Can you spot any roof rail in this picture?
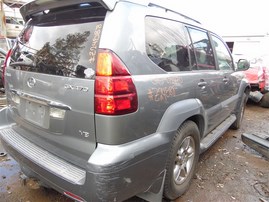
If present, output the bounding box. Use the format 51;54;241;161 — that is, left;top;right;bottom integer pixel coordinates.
148;3;201;24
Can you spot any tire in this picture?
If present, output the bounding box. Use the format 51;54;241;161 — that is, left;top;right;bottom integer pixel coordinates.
164;121;200;200
260;92;269;108
231;92;248;130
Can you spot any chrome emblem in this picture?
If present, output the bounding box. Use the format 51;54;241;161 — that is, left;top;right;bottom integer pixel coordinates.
27;77;36;88
64;84;89;92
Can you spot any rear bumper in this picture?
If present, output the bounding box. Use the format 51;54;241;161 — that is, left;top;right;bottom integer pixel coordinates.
0;107;171;201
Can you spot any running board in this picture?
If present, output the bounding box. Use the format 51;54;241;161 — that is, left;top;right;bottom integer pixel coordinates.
241;133;269;159
200;114;236;153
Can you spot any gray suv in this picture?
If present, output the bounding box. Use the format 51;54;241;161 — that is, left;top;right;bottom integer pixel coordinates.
0;0;250;201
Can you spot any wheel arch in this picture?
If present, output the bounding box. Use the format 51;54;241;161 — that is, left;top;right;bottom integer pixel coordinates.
234;79;251;112
239;78;251;96
156;99;206;139
187;114;205;140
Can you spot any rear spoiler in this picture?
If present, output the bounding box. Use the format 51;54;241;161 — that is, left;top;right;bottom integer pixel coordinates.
20;0;118;21
20;0;201;25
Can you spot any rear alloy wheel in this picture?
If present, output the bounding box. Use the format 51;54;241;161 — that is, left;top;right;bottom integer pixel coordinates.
173;136;195;185
164;121;200;200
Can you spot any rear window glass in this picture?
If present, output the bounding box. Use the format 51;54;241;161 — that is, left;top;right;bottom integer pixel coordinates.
10;4;106;79
145;17;192;72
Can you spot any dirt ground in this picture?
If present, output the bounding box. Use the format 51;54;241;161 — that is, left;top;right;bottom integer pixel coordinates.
0;101;269;202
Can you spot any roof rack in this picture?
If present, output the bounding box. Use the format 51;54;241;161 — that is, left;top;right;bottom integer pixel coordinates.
148;3;201;24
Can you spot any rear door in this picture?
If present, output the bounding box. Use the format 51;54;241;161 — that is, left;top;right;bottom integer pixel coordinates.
5;3;106;160
187;27;223;132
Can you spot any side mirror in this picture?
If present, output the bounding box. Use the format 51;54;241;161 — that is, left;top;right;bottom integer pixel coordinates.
236;59;250;71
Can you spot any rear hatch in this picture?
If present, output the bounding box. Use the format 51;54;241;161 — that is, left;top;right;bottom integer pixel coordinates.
5;2;107;162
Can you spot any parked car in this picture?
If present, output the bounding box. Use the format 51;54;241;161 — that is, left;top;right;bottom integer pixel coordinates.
3;3;24;38
0;0;250;201
5;16;24;38
234;54;269;107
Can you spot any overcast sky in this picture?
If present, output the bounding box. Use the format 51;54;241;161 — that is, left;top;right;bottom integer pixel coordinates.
20;0;269;37
167;0;269;36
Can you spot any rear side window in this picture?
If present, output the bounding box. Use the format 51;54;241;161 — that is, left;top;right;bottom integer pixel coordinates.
10;3;106;79
145;17;191;72
188;28;216;70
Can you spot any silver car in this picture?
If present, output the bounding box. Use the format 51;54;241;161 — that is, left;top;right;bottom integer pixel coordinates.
0;0;250;201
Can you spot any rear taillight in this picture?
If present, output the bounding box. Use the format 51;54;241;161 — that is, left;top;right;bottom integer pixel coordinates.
2;49;12;87
94;49;138;115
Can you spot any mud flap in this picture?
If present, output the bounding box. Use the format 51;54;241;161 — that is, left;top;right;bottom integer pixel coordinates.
241;133;269;159
136;170;166;202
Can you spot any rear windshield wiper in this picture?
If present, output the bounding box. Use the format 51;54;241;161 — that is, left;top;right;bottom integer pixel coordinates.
9;61;35;68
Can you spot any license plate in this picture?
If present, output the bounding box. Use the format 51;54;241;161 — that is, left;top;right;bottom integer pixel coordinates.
25;101;49;128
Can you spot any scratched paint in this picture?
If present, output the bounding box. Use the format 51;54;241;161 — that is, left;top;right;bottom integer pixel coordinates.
151;77;183;86
148;77;183;102
89;24;103;64
148;86;177;102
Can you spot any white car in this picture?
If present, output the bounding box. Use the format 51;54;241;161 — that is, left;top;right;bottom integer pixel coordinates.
5;16;24;38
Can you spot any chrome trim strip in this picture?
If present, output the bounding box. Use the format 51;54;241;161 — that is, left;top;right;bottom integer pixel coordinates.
10;89;71;110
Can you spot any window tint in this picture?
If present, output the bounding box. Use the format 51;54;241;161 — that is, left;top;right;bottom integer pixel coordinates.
10;4;106;79
188;28;216;70
145;17;191;72
211;35;233;70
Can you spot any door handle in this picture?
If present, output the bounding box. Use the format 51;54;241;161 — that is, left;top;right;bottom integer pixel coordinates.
198;81;207;87
223;78;229;83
